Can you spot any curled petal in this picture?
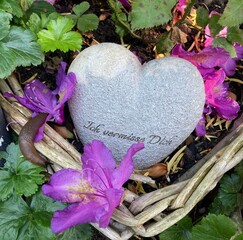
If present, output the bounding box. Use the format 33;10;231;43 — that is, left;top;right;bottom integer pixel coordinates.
195;114;206;137
112;142;144;188
51;201;103;233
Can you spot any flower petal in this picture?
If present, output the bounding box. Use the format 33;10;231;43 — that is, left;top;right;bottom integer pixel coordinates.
42;168;98;203
195;114;206;137
82;140;116;188
51;201;103;233
112;142;144;188
98;188;124;228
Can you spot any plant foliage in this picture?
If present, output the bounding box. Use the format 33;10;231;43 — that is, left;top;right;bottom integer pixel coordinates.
37;17;82;52
0;143;45;201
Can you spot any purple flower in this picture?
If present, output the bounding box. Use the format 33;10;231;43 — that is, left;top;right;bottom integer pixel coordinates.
119;0;131;9
42;140;144;233
171;45;240;136
4;62;76;141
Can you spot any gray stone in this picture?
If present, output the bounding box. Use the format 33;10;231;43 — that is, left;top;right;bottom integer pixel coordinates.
68;43;205;169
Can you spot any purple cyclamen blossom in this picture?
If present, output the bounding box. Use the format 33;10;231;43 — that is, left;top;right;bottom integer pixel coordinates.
42;140;144;233
171;44;240;136
4;62;76;141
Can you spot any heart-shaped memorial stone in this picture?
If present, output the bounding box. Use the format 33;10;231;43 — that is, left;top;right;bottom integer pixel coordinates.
68;43;205;169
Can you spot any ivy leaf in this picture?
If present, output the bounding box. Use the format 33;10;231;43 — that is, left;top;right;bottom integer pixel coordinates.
0;143;45;201
0;10;12;41
0;193;57;240
196;6;209;28
159;216;192;240
37;17;82;52
218;0;243;27
57;224;92;240
0;0;23;17
130;0;177;30
0;26;44;79
212;37;237;58
192;214;236;240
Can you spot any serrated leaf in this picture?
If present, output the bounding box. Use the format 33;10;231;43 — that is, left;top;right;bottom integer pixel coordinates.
227;27;243;45
37;17;82;52
0;193;56;240
209;197;233;216
0;0;23;17
0;26;44;79
0;143;45;200
208;14;223;37
77;14;99;32
0;10;12;41
196;6;209;28
218;0;243;27
57;224;92;240
235;161;243;178
73;2;90;17
20;0;35;12
26;0;56;17
130;0;177;30
159;216;192;240
192;214;236;240
220;173;242;194
212;37;237;58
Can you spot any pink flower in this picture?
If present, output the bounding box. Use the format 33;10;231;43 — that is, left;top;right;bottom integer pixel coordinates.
42;140;144;233
4;62;76;141
175;0;187;16
171;45;240;136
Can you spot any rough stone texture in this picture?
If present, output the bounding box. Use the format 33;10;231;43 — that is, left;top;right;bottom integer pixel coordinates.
68;43;205;169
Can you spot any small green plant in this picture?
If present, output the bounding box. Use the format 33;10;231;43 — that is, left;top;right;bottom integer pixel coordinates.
0;143;92;240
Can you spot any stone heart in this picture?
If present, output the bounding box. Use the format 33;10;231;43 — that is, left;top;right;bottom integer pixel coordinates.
68;43;205;169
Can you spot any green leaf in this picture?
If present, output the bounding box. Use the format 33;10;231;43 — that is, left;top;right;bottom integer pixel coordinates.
196;6;209;28
227;27;243;46
208;14;223;38
77;14;99;32
191;214;237;240
235;234;243;240
20;0;35;12
0;10;12;41
218;0;243;27
73;2;90;17
130;0;177;30
235;161;243;178
0;0;23;17
0;193;56;240
209;197;233;216
57;224;92;240
26;0;56;17
220;173;242;194
37;17;82;52
159;216;192;240
0;143;45;201
156;31;174;54
0;26;44;79
212;37;237;58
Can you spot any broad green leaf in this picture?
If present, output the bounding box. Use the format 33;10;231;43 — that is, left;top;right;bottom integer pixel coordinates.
191;214;236;240
0;143;45;201
227;27;243;46
57;224;92;240
130;0;177;30
212;37;237;58
0;0;23;17
196;6;209;28
159;216;192;240
73;2;90;17
0;193;55;240
26;0;56;17
77;14;99;32
218;0;243;27
37;17;82;52
0;26;44;79
0;10;12;41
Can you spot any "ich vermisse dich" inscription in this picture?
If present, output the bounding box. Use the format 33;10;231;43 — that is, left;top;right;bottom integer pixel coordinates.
83;121;177;146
